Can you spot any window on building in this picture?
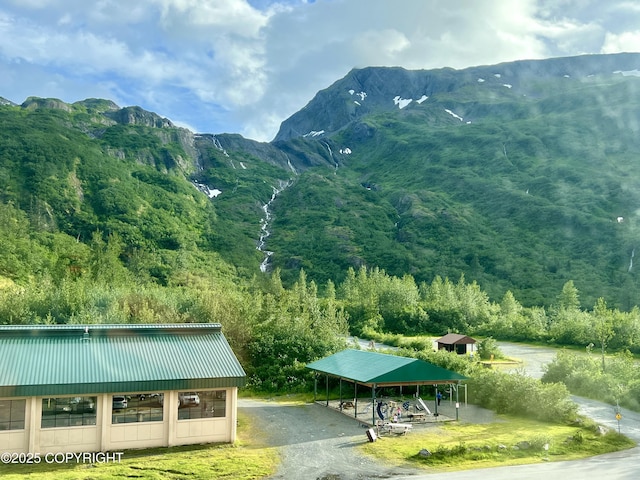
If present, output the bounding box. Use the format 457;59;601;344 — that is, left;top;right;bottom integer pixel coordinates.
0;399;26;431
111;393;164;424
41;397;97;428
178;390;226;420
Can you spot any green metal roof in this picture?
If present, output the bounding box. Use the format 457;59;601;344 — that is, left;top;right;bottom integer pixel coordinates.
306;349;467;387
0;324;246;397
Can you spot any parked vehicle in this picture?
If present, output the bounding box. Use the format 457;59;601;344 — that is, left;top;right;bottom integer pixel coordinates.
55;401;72;413
70;397;95;413
179;392;200;407
112;396;128;410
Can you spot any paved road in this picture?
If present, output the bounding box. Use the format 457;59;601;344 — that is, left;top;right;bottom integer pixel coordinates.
497;341;557;379
400;342;640;479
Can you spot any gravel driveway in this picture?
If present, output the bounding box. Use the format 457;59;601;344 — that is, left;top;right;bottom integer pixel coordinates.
239;398;426;479
240;344;640;479
238;397;497;480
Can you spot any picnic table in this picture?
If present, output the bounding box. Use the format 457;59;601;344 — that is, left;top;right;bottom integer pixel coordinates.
378;421;412;435
407;412;427;422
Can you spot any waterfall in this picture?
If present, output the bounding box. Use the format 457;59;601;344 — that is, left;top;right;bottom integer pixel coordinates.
257;180;291;273
287;158;296;174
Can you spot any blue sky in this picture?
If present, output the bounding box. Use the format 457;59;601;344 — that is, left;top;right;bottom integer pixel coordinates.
1;0;639;141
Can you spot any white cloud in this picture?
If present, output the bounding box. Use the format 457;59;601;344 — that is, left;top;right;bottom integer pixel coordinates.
0;0;639;141
154;0;269;34
352;29;411;62
602;31;640;53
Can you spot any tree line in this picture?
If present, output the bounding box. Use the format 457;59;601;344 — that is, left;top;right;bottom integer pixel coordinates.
2;239;637;387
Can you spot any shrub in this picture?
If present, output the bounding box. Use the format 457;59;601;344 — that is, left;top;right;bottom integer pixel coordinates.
529;434;552;450
467;369;577;423
477;336;503;360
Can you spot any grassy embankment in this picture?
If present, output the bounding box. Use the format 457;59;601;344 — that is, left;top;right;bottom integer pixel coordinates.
360;415;635;472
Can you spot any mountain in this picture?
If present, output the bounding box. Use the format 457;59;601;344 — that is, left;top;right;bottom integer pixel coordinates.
3;52;640;310
265;52;640;308
275;52;640;141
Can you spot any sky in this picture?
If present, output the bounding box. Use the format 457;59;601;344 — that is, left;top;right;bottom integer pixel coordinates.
1;0;640;142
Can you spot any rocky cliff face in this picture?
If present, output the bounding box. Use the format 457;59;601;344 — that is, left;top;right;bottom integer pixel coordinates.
273;52;640;142
22;97;72;112
0;97;17;106
104;105;175;128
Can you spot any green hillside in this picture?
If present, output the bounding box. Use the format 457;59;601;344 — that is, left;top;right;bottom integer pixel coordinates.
267;73;640;309
0;100;290;286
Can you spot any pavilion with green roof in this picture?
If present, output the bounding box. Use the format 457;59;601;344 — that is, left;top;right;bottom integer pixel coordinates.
307;349;467;426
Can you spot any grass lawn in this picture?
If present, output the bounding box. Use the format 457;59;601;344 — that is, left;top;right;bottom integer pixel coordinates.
359;415;636;472
0;411;278;480
1;398;635;478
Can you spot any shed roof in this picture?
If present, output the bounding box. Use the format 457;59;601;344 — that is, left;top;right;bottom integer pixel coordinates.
436;333;476;345
306;349;466;387
0;324;246;397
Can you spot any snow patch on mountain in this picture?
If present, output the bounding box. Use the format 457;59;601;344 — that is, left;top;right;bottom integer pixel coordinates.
503;84;513;88
193;182;222;199
340;147;352;154
349;90;367;101
416;95;428;104
393;96;412;109
445;109;464;122
478;78;485;83
304;130;325;137
615;69;640;76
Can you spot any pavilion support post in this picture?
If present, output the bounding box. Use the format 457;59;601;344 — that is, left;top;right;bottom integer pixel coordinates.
313;373;318;402
434;384;438;417
372;385;376;428
325;374;329;407
456;381;460;421
339;378;343;411
354;383;358;419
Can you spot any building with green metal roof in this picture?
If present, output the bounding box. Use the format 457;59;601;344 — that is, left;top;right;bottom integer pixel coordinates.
0;323;246;454
307;349;467;426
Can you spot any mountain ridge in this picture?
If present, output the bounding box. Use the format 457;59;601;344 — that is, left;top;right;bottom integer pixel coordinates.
274;52;640;141
4;52;640;310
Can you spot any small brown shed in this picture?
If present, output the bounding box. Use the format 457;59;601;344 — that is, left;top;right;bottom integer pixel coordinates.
436;333;477;355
